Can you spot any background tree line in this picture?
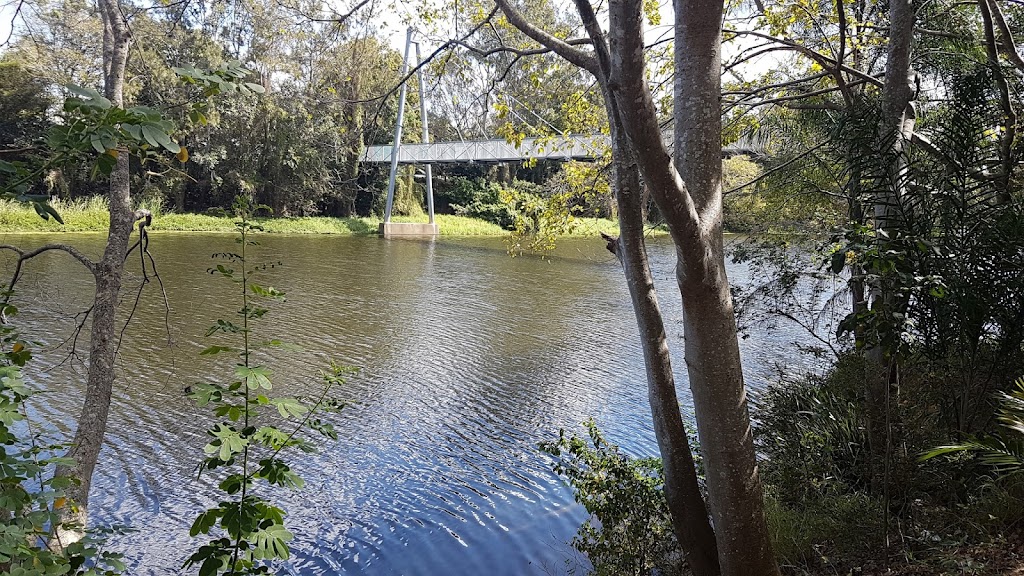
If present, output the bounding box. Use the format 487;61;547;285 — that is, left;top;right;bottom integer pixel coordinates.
5;0;1024;572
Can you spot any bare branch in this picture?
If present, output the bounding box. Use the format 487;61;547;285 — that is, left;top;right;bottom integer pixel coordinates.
726;29;886;88
451;36;591;59
54;305;94;368
355;7;500;111
0;243;96;325
725;84;853;109
116;210;170;354
1;0;24;47
493;0;599;73
724;141;828;196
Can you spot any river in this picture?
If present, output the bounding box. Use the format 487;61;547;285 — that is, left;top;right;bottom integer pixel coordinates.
7;233;825;575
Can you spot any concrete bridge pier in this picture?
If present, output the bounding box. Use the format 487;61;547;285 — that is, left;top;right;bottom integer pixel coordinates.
381;27;438;238
379;221;440;237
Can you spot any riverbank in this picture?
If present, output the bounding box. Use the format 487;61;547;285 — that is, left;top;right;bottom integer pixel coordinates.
0;198;626;237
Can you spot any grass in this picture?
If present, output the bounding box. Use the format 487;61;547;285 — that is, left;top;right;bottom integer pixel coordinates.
0;198;662;240
0;198;512;236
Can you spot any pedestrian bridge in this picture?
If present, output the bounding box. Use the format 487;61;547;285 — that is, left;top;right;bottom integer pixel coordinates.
362;134;761;164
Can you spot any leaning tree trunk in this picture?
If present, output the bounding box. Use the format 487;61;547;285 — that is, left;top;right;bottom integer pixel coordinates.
55;0;144;542
604;0;780;572
671;3;777;571
492;0;777;571
603;92;721;576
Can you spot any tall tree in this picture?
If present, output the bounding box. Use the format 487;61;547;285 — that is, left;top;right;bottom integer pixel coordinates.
492;0;779;572
51;0;153;541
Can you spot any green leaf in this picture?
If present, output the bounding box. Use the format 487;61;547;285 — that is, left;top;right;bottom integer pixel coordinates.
95;152;117;177
830;250;846;274
89;135;107;154
126;105;161;120
33;199;65;222
252;523;293;560
66;83;95;99
190;509;220;536
235;365;272;390
271;397;308;419
122;123;142;141
204;423;247;461
145;124;180;153
189;383;223;406
140;124;161;148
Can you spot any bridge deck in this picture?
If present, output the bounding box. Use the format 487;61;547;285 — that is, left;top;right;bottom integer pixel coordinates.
363;135;607;164
364;134;760;164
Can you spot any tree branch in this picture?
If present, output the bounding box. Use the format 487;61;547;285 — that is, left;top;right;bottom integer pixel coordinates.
493;0;599;73
726;29;886;88
724;141;828;196
0;244;96;322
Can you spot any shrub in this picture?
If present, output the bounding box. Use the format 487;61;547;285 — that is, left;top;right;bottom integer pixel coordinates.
439;177;518;228
0;301;123;575
754;355;870;501
539;419;683;576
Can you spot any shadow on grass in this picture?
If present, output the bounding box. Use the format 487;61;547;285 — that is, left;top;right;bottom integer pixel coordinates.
342;217;375;235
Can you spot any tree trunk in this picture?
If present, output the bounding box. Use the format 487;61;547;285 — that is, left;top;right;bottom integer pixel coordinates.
55;0;142;543
604;91;721;576
672;0;777;560
865;0;915;494
606;0;780;572
493;0;778;571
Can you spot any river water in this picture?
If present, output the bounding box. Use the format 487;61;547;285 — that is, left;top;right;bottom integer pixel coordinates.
7;233;824;575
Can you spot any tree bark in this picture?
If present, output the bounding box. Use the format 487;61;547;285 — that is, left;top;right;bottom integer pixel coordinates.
54;0;143;543
672;3;777;572
605;0;779;572
865;0;915;495
493;0;778;572
604;93;721;576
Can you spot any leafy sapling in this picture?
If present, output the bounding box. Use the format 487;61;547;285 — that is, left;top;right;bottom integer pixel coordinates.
539;419;690;576
185;197;348;576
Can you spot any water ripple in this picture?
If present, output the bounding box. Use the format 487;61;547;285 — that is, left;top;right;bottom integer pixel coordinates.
4;233;827;575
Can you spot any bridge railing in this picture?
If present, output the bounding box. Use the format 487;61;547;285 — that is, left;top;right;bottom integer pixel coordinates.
363;132;764;164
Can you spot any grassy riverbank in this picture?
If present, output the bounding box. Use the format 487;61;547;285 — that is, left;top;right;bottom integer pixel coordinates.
0;198;625;237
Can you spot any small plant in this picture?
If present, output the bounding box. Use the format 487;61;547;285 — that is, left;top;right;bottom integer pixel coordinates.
0;298;124;575
921;376;1024;476
539;419;682;576
753;356;870;500
185;196;347;575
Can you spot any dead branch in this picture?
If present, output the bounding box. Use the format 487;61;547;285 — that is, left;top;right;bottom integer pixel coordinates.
723;141;828;196
116;209;170;354
54;305;94;368
0;244;97;319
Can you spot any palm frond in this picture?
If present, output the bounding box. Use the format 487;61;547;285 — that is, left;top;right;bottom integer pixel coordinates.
921;375;1024;476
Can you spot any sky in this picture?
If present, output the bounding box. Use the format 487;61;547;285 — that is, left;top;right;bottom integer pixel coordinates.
0;0;17;47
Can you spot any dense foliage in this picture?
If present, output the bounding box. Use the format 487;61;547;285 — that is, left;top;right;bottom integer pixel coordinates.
4;0;1024;572
539;420;686;576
